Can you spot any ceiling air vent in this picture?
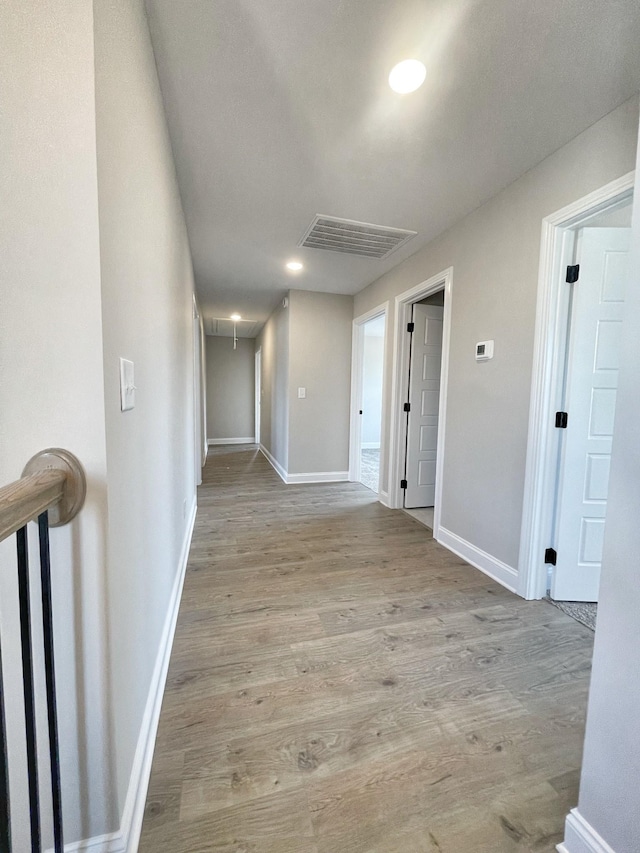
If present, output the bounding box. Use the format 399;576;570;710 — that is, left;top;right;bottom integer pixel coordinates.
298;215;417;260
207;318;262;338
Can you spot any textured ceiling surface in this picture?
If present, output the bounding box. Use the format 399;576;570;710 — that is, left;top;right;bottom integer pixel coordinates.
145;0;640;331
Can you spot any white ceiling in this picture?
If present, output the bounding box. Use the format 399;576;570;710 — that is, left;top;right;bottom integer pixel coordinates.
145;0;640;333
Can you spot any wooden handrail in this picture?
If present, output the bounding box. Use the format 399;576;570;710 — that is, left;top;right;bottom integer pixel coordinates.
0;470;66;543
0;448;86;543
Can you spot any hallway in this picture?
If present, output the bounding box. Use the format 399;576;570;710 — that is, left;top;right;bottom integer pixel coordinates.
139;446;594;852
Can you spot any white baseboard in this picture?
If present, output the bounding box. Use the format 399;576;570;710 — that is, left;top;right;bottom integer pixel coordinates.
361;442;381;450
286;471;349;484
48;831;123;853
259;444;288;483
259;446;347;485
119;497;196;852
378;490;390;507
436;526;518;593
557;809;617;853
52;500;197;853
207;437;255;445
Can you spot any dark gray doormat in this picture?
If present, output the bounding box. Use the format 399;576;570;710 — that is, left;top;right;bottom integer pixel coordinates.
546;597;597;631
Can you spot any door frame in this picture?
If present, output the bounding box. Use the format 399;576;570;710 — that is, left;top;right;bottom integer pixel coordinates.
255;347;262;445
388;267;453;539
518;171;635;600
192;294;205;485
349;302;389;493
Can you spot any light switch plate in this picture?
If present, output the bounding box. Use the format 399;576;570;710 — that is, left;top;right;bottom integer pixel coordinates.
475;340;494;361
120;358;135;411
297;387;306;399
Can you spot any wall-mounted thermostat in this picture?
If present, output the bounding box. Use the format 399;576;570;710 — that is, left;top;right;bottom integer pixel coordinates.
475;340;494;361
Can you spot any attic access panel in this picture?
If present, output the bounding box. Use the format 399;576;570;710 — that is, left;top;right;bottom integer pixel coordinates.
207;318;261;338
299;215;417;259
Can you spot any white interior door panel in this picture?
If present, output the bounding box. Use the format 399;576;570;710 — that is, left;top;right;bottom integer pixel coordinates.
405;304;443;508
552;227;630;601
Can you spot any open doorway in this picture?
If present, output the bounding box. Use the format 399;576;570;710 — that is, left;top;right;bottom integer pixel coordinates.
519;173;634;610
360;315;385;492
388;268;453;541
205;333;256;446
349;303;388;495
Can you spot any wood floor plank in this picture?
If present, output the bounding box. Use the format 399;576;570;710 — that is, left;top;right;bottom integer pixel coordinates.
140;788;315;853
138;446;594;853
161;645;299;702
178;692;456;820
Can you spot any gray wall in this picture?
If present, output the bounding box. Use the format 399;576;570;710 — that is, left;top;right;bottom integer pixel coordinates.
566;110;640;853
95;0;197;825
0;1;199;847
354;97;639;571
256;291;352;476
256;301;289;469
206;336;255;440
0;2;111;845
288;290;353;475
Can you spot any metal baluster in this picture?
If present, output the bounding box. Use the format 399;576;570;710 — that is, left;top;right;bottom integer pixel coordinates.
16;527;40;853
38;512;63;853
0;634;11;852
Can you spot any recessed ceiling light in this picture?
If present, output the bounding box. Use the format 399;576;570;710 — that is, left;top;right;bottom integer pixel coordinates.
388;59;426;94
230;313;241;321
286;261;303;271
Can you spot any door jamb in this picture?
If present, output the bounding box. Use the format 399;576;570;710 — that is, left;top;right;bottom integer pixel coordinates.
349;302;389;494
388;267;453;541
192;294;204;485
254;347;262;445
518;171;635;600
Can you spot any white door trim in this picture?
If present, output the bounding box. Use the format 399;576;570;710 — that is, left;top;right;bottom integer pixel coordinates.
192;294;203;485
388;267;453;542
349;302;389;490
255;347;262;445
518;171;635;600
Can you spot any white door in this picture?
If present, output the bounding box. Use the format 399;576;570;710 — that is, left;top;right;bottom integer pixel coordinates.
552;227;631;601
405;304;443;508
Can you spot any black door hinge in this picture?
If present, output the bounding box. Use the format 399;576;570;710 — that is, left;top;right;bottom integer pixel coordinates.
400;479;408;490
545;547;557;566
407;322;415;333
555;411;568;429
403;402;411;412
566;264;580;283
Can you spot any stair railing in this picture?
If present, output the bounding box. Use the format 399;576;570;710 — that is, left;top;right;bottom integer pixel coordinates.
0;449;86;853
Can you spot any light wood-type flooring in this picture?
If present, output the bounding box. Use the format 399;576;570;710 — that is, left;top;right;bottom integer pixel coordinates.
138;445;594;853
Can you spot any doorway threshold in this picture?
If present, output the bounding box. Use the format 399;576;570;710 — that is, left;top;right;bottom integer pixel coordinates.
546;597;597;631
403;506;434;530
